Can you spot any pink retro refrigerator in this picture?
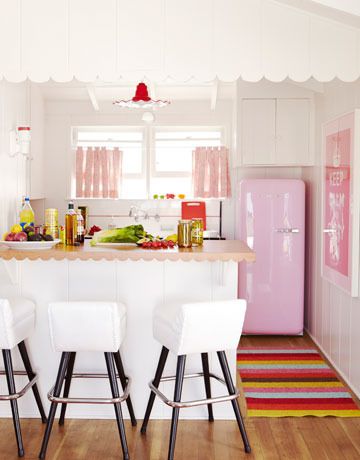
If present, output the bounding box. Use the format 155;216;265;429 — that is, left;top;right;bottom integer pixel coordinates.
237;179;305;334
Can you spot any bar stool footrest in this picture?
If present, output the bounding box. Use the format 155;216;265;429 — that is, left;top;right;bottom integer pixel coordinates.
0;370;38;401
48;372;131;405
149;372;240;408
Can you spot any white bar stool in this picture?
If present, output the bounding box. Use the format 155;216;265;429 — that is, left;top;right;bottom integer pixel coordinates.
39;301;136;460
141;299;251;460
0;297;47;457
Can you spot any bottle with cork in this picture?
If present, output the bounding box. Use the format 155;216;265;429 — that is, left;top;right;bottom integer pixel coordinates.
76;209;85;244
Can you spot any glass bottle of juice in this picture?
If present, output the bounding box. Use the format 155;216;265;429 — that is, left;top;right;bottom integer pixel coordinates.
76;209;85;244
65;202;77;246
19;196;35;229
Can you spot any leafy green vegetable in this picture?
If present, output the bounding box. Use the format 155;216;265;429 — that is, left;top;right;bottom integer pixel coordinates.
90;225;146;246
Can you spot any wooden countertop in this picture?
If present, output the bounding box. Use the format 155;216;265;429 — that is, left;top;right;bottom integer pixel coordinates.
0;240;255;263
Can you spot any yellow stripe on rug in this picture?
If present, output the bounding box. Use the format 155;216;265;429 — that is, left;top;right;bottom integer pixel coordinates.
241;381;345;388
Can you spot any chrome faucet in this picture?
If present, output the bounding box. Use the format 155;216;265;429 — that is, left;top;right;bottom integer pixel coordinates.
128;206;148;222
128;206;160;222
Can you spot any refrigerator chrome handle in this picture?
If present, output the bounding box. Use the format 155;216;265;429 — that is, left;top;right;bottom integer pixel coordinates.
323;228;336;233
275;228;300;233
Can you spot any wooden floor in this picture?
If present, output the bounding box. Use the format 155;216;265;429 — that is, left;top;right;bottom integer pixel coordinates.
1;334;360;460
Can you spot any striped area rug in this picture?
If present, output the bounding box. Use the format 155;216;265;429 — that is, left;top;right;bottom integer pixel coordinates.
237;347;360;417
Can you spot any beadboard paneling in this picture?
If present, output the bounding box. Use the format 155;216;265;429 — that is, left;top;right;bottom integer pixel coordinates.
303;79;360;398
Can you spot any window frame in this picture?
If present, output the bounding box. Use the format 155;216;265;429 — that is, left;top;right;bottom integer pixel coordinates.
70;125;226;199
151;125;225;179
72;125;147;179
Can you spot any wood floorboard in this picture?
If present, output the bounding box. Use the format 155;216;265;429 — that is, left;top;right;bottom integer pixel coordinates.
293;418;329;460
0;334;359;459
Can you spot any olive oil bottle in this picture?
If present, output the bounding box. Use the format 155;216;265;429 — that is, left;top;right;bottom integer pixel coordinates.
65;202;77;245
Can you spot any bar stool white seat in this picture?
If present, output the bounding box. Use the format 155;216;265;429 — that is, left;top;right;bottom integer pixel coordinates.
39;301;136;460
141;299;251;460
0;297;47;457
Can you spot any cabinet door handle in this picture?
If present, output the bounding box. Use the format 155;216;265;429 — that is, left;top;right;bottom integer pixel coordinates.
323;228;336;233
275;228;300;233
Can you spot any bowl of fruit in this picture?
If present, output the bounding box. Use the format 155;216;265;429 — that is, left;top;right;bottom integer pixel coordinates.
1;225;60;250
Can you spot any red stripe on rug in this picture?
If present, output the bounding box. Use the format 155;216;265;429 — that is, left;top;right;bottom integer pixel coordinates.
239;371;336;378
244;386;346;393
238;354;322;360
246;402;358;410
246;397;355;405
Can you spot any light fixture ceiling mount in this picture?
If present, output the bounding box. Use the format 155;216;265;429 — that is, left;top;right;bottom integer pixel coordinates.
113;82;170;109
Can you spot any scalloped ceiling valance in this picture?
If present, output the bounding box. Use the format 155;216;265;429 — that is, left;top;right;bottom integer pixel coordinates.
0;0;359;83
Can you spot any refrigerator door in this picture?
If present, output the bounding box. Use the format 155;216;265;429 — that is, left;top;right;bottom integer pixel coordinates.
238;179;305;334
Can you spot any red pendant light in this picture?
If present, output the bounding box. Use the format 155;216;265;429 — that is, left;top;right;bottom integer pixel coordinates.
113;82;170;108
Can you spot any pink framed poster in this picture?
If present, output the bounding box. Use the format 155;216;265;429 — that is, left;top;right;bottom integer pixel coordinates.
322;110;360;296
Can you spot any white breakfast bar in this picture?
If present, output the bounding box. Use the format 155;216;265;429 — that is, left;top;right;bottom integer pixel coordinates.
0;240;255;421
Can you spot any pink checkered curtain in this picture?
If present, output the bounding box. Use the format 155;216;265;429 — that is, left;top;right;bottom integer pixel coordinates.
192;146;231;198
75;147;123;198
109;147;122;198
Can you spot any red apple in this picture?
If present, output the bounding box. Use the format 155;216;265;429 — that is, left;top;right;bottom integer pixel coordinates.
14;232;28;242
5;232;16;241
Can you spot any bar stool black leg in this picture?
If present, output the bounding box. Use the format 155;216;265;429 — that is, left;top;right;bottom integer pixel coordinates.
59;352;76;426
18;340;47;424
39;352;70;459
105;352;129;460
217;351;251;454
168;355;186;460
201;353;214;422
113;351;137;426
140;346;169;434
2;349;24;457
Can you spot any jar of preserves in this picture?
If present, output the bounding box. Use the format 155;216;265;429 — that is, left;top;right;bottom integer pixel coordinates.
177;220;192;248
44;208;59;239
191;218;204;246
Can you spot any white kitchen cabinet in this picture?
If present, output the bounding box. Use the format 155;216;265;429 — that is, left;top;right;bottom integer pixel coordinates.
241;98;276;165
276;98;310;165
241;97;313;166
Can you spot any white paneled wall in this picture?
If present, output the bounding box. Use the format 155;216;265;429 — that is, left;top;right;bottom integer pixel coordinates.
1;0;360;81
29;85;45;199
303;79;360;398
0;81;29;237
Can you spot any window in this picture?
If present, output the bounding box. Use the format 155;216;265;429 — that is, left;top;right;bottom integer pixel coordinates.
72;126;223;199
151;128;222;198
73;127;146;199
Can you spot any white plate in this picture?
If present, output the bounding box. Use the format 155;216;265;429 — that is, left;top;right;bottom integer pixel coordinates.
0;239;61;250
